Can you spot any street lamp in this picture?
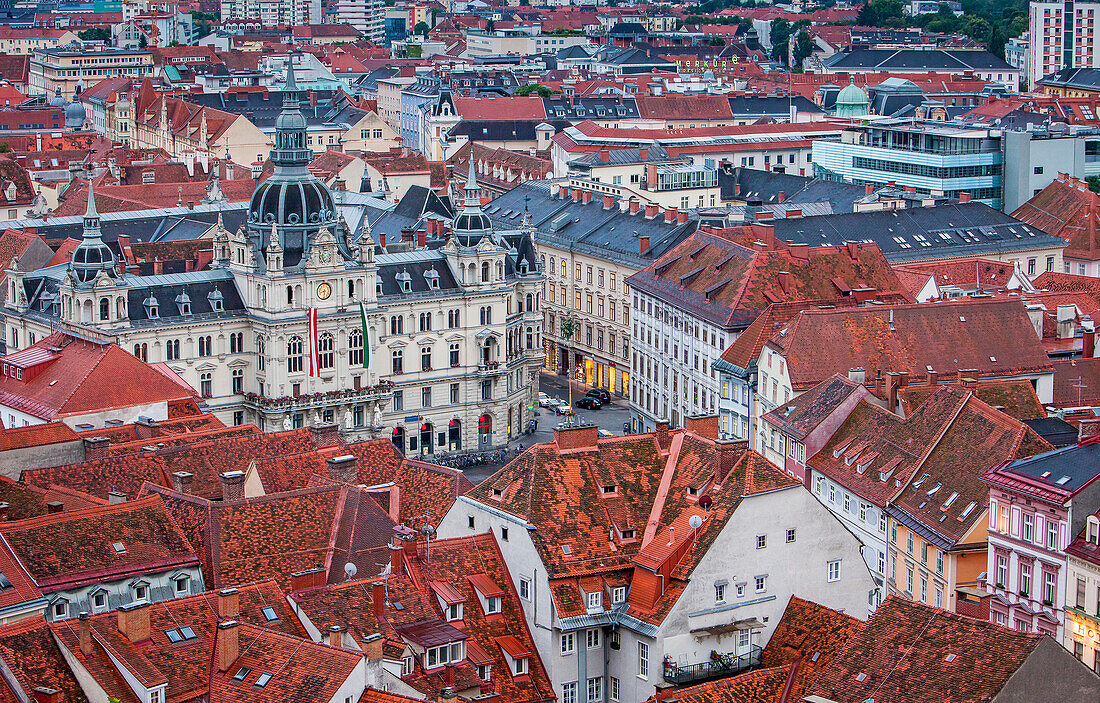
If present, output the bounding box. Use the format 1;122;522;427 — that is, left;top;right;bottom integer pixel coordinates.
560;312;579;424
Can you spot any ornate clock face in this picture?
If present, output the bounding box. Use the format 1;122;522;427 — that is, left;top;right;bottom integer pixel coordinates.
317;282;332;300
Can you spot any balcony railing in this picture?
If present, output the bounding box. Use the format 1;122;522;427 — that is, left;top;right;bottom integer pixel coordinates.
662;647;761;686
242;382;393;413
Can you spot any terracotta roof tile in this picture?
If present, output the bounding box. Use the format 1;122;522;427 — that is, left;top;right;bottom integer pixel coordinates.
767;299;1053;390
0;494;198;591
898;379;1046;420
0;421;77;452
761;373;865;440
1033;271;1100;299
0;615;86;703
807;596;1045;703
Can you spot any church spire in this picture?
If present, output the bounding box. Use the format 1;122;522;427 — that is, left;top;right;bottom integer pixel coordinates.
83;179;101;240
70;179;117;284
270;52;310;170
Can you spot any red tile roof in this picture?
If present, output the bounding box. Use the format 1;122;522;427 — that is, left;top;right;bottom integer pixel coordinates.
767;299;1053;391
51;581;325;703
291;532;555;703
0;421;77;452
898;379;1046;420
0;333;194;421
626;234;905;330
1032;270;1100;300
1011;175;1100;260
0;494;198;591
761;373;865;440
454;96;546;121
0;615;86;703
811;386;1050;545
807;596;1046;703
634;95;734;121
717;300;857;371
1053;357;1100;407
892;258;1024;294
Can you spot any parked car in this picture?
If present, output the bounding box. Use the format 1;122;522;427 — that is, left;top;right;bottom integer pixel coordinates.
597;429;614;438
555;403;573;416
538;392;554;408
575;397;603;410
586;388;611;404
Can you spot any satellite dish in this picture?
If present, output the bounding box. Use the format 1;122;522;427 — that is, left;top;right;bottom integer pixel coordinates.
421;524;436;538
699;495;713;510
688;514;703;530
344;562;357;579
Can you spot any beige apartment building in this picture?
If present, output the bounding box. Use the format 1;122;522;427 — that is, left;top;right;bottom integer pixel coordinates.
465;28;589;59
377;77;414;131
29;46;153;99
0;28;78;55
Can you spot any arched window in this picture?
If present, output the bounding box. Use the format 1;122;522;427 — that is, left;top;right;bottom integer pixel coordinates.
133;343;147;361
349;328;363;366
348;279;355;300
198;335;213;357
419;312;432;332
526;326;534;349
99;297;109;320
497;261;503;280
317;332;334;371
287;286;294;306
256;335;266;371
288;336;304;373
525;293;533;312
481;261;490;282
199;372;212;398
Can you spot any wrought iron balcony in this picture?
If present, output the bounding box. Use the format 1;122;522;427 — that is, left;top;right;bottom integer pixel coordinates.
662;647;761;686
242;382;393;413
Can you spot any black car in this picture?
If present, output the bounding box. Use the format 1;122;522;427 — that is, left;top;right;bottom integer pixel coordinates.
586;388;611;403
575;397;603;410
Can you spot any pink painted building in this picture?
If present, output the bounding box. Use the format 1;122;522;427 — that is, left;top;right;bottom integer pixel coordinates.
980;434;1100;640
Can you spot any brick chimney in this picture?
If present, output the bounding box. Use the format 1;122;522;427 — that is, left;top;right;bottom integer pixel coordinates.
664;207;677;223
603;194;615;210
219;471;246;501
684;414;719;440
327;455;358;484
171;471;193;494
309;422;341;447
960;192;971;203
599;149;609;162
639;147;648;159
677;210;689;224
31;688;60;703
865;182;874;195
654;419;671;452
777;190;785;203
734;182;741;196
46;501;62;514
785;208;802;219
629;198;641;215
1080;419;1100;443
553;423;599;452
290;567;327;592
846;241;859;259
789;242;808;259
777;271;792;294
571;188;582;201
215;621;239;672
389;541;405;575
558;185;568;199
581;190;592;204
714;439;739;484
1085;321;1097;358
82;436;109;460
417;228;426;248
116;602;151;643
78;611;93;656
639;235;650;255
328;625;345;648
644;203;658;219
218;588;240;620
372;582;385;618
363;633;385;661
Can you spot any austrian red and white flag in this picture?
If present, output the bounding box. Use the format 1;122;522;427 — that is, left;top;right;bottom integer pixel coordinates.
308;307;319;377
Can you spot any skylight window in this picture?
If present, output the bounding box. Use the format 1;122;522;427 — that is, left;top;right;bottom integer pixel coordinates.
1056;475;1072;485
165;629;183;643
960;502;977;519
0;572;11;590
561;544;572;555
262;607;278;621
254;673;273;688
232;666;252;682
180;626;196;640
112;542;127;555
942;492;958;510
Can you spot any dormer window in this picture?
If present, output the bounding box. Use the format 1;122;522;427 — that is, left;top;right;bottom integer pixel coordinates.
586;591;602;611
426;642;465;669
469;573;504;615
519;260;529;275
448;603;463;621
208;290;224;312
620;529;635;540
612;586;626;603
144;296;159;319
1088;516;1100;545
424;267;440;290
133;583;149;601
602;484;617;495
396;270;412;294
175;292;191;316
376;276;384;296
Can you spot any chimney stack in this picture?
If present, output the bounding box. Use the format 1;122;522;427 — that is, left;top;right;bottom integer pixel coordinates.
629;198;640;215
372;582;385;618
581;190;592;204
777;191;785;203
219;471;246;501
79;611;93;656
638;235;650;255
46;501;63;514
171;471;193;494
677;210;689;224
389;541;405;575
1079;418;1100;443
639;147;648;159
327;455;358;484
31;688;60;703
417;228;426;248
603;194;615;210
655;419;671;452
1085;321;1097;358
552;423;599;452
599;149;609;162
644;203;658;219
108;491;126;505
714;439;739;484
777;271;792;294
215;621;239;672
218;588;240;620
328;625;345;648
116;602;151;643
960;192;971;203
558;185;568;199
82;436;109;460
865;182;874;195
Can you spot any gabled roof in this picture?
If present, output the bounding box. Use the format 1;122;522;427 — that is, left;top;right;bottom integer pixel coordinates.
762;374;865;441
1011;175;1100;260
898;379;1046;420
717;300;856;372
767;299;1053;390
634;95;733;121
464;426;798;625
49;581;336;703
291;533;555;703
0;333;194;421
454;96;546;121
807;597;1053;703
0;494;198;591
0;615;85;703
812;386;1049;545
1033;271;1100;300
626;233;905;330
